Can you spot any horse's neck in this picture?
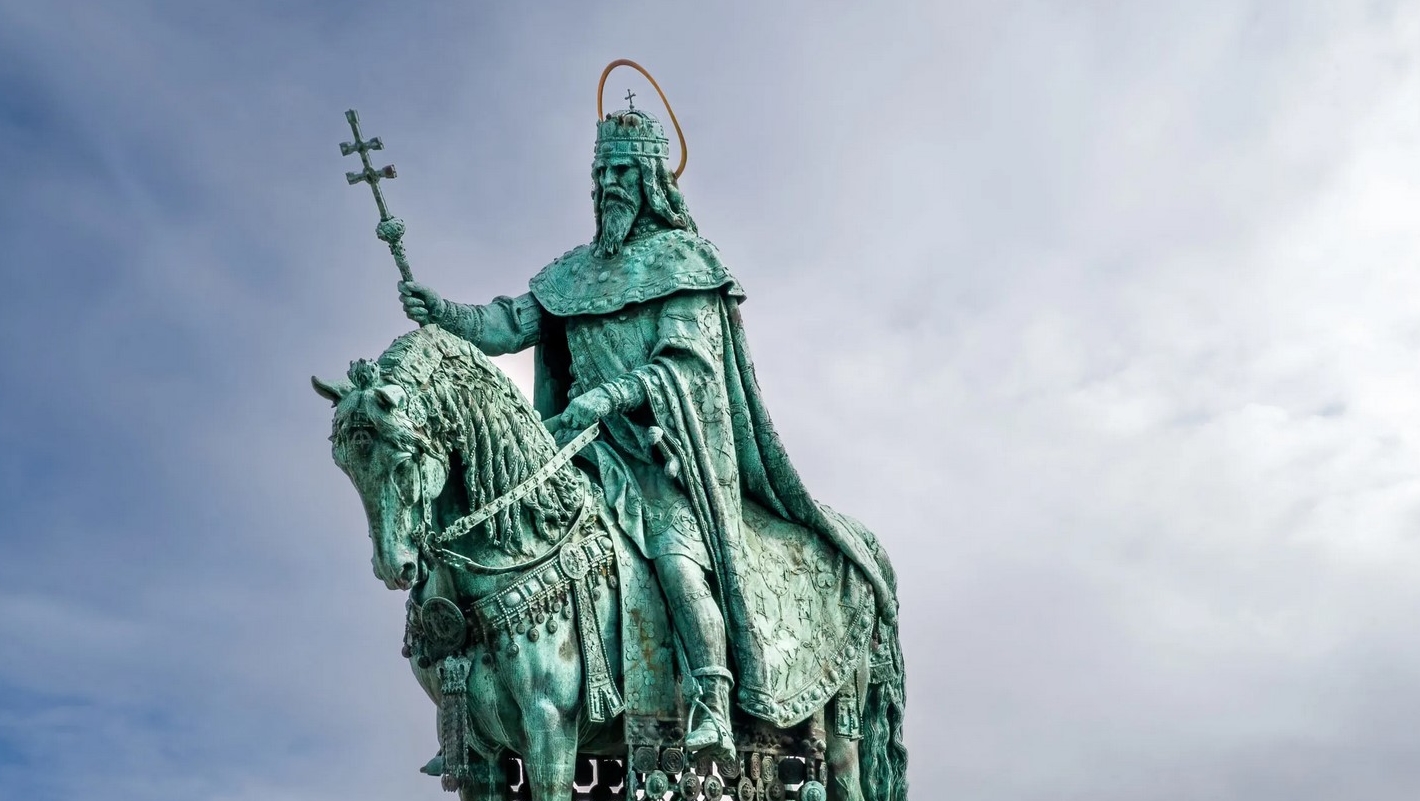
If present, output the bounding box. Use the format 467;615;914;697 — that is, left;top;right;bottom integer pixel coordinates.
431;450;586;599
415;561;458;605
425;368;587;594
418;559;498;608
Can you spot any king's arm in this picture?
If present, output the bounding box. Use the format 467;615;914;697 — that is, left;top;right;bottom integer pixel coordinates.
438;293;544;355
552;290;724;435
399;282;542;356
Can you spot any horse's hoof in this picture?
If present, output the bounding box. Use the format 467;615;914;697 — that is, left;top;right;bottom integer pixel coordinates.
419;754;444;776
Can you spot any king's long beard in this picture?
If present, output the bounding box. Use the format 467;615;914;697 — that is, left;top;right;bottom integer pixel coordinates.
597;198;638;256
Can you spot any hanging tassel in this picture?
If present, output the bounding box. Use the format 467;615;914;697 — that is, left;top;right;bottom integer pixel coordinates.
438;655;473;791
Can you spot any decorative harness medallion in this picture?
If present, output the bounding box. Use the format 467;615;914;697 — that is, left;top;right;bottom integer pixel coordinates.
420;596;467;653
558;538;592;580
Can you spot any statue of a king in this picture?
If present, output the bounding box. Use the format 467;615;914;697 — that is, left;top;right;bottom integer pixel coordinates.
397;101;899;757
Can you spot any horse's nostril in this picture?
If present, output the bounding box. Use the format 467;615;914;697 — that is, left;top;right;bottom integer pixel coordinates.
400;562;417;581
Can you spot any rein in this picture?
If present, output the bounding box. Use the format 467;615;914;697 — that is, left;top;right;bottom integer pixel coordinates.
415;423;600;576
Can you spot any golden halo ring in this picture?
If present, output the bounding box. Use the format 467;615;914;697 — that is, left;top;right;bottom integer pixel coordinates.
597;58;688;179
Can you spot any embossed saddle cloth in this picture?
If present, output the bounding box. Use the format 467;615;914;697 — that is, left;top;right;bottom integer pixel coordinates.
728;500;877;727
612;492;877;734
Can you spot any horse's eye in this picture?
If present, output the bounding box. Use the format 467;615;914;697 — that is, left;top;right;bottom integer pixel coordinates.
393;458;413;482
390;457;420;503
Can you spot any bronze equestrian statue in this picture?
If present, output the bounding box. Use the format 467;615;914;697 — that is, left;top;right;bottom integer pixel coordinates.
316;61;907;801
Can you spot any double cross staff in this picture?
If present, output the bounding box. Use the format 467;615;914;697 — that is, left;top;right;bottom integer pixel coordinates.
340;109;413;282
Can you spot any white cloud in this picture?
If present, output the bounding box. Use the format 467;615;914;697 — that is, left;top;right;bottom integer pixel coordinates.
1;1;1417;799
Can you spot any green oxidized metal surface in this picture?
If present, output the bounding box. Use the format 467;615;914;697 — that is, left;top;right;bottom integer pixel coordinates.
529;229;744;317
319;71;908;801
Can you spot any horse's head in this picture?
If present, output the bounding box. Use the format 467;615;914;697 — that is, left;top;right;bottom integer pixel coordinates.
318;326;585;591
313;358;447;591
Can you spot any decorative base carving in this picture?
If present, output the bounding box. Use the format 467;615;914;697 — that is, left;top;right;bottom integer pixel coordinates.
622;748;828;800
620;709;831;800
477;745;830;800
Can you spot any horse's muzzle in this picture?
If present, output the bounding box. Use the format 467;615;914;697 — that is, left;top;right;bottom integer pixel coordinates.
375;557;419;591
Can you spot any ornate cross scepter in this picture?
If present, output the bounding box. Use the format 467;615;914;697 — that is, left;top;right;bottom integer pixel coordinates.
340;109;413;282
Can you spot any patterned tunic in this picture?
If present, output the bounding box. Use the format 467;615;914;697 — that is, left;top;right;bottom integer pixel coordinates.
561;292;723;569
443;227;899;727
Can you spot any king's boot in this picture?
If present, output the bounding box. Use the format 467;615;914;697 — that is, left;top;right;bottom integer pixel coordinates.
658;554;737;755
685;666;735;755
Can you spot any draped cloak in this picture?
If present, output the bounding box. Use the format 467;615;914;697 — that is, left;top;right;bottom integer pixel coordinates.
490;228;897;727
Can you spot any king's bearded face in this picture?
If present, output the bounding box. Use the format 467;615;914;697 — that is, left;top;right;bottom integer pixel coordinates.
595;157;643;255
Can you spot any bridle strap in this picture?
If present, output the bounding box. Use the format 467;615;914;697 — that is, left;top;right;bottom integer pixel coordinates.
409;423;600;576
429;488;592;576
433;423;600;546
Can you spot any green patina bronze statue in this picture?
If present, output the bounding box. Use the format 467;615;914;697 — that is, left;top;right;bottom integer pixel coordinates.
315;61;907;801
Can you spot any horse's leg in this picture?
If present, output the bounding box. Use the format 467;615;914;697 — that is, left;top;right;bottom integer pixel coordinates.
457;755;511;801
501;618;584;800
826;728;866;801
409;660;447;774
518;699;578;800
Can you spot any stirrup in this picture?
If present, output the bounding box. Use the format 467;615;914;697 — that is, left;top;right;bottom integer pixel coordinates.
684;700;734;754
684;667;735;755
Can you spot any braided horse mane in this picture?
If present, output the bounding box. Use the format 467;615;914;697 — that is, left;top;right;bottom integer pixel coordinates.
367;324;585;557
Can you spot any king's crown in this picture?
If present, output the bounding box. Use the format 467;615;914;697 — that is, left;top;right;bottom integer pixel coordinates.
595;109;671;161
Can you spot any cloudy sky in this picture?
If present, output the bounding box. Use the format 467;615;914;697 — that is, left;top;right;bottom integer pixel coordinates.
2;1;1418;799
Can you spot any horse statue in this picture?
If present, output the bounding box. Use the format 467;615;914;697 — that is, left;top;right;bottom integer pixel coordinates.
314;324;907;800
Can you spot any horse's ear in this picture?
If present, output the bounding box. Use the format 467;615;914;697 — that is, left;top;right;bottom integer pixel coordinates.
374;384;406;411
312;376;353;406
